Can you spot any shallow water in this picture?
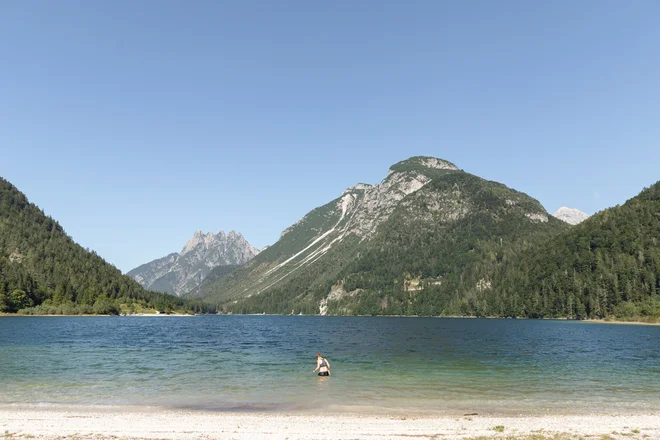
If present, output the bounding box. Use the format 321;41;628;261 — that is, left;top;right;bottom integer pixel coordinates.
1;315;659;415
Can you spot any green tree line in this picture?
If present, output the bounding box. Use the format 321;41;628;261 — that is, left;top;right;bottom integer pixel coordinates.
0;178;216;315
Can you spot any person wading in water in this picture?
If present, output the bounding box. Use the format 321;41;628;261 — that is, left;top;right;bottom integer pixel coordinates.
313;353;331;376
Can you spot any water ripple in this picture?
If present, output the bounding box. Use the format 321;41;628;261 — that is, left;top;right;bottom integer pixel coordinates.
1;316;659;414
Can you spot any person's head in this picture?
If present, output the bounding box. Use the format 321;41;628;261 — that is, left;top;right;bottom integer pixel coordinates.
317;353;322;359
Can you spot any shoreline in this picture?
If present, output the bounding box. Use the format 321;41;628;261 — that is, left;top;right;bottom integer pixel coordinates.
1;406;658;439
2;313;659;325
0;313;195;317
582;318;660;326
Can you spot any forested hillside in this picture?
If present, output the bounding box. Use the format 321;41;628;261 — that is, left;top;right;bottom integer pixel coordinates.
491;181;660;321
196;159;658;321
193;157;570;315
0;178;214;315
321;173;569;316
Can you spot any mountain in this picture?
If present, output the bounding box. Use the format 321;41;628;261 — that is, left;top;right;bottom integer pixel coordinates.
0;177;212;315
494;181;660;321
190;156;569;315
128;230;259;296
553;207;589;225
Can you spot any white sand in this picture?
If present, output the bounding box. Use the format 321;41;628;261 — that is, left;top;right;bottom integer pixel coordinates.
1;407;659;439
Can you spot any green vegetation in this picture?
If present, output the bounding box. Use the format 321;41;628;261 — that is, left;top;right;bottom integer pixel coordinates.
323;174;568;316
387;156;458;174
196;156;659;321
198;160;571;315
491;181;660;321
191;187;368;306
0;177;215;315
327;180;659;320
199;264;239;286
7;151;650;321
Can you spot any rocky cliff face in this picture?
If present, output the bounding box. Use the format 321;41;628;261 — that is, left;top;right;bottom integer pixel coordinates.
128;253;179;292
128;230;259;296
553;207;589;225
192;156;569;315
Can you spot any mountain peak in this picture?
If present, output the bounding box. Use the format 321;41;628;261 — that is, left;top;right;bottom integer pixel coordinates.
342;183;373;195
130;229;260;296
553;207;589;225
388;156;459;175
227;230;241;239
181;230;217;255
193;157;572;312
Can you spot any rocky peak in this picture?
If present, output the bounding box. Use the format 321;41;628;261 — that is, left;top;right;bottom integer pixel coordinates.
129;229;261;296
343;170;432;238
553;207;589;225
342;183;373;195
280;157;456;242
192;155;573;311
181;230;217;256
388;156;459;175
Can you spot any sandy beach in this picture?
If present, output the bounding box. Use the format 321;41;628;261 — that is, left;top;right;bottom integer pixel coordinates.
1;407;659;440
582;319;660;326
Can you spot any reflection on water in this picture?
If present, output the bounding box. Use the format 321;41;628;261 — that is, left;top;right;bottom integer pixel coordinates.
1;316;659;415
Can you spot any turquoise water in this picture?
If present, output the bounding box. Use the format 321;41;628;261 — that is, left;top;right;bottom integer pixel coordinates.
1;316;659;415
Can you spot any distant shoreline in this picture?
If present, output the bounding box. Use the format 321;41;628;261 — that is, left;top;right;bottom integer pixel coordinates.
1;406;658;440
582;318;660;326
1;313;658;325
0;313;195;317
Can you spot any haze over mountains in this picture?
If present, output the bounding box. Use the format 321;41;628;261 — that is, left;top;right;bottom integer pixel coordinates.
128;230;259;296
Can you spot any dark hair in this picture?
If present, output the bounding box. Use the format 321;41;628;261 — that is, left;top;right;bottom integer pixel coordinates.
317;353;322;358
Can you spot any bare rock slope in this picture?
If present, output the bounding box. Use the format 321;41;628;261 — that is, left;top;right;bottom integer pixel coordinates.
192;156;569;315
553;207;589;225
128;230;259;296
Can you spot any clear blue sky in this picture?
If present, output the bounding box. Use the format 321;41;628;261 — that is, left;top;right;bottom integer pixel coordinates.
1;1;659;273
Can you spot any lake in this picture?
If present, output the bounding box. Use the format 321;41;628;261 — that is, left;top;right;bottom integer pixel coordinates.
1;316;659;415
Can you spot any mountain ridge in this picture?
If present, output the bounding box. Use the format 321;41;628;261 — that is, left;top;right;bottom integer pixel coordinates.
128;229;259;296
191;156;569;315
